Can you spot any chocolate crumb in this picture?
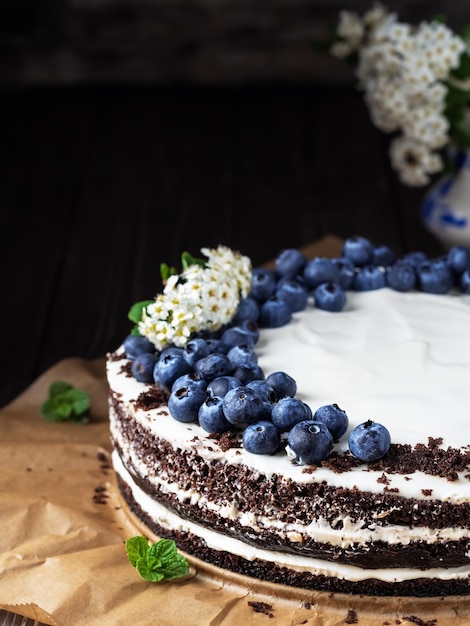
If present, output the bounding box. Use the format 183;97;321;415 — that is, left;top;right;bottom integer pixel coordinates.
402;617;437;626
377;473;390;485
321;441;470;480
247;601;274;618
119;361;133;377
345;608;358;624
135;386;170;410
208;431;241;451
421;489;433;496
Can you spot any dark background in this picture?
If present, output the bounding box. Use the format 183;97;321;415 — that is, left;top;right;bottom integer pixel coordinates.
1;0;468;407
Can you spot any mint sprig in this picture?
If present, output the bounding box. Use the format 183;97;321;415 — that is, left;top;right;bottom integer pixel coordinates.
40;381;91;423
125;536;189;582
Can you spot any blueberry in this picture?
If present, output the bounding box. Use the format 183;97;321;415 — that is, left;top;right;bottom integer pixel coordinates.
232;363;265;384
258;297;292;328
417;258;453;294
221;326;255;349
372;244;397;267
353;265;387;291
246;379;277;404
314;282;347;312
275;248;307;279
205;338;230;354
265;371;297;399
159;346;185;359
238;320;260;344
302;401;313;420
233;296;260;324
194;353;233;381
123;334;155;359
348;419;391;462
303;257;340;290
275;279;309;312
250;268;277;302
447;245;470;274
168;384;207;423
286;420;333;465
331;258;356;290
402;251;427;269
312;403;349;439
386;261;416;292
207;375;240;397
198;395;232;433
131;352;159;383
153;353;192;390
183;337;210;367
271;396;310;431
342;236;374;267
171;372;208;393
461;269;470;293
222;386;265;428
227;344;258;369
243;421;281;455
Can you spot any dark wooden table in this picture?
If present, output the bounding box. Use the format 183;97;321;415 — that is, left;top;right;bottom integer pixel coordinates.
0;83;444;409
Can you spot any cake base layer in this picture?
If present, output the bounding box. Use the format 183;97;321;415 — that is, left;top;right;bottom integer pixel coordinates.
116;477;470;626
116;474;470;598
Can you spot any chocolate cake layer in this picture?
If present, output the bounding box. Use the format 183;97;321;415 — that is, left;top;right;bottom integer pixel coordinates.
116;476;470;597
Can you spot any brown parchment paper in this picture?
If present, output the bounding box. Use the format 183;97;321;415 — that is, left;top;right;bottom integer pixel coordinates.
1;236;469;625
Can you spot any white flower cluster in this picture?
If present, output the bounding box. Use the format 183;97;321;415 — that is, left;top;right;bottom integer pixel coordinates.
138;246;252;350
331;3;466;186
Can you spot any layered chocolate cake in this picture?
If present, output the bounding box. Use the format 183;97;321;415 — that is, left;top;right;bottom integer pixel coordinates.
107;240;470;597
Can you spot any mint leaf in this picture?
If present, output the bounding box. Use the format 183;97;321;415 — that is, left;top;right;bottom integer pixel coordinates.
40;381;91;423
149;537;178;563
136;560;165;582
125;536;150;567
125;536;189;582
160;262;178;282
181;251;206;271
49;380;73;398
128;300;153;325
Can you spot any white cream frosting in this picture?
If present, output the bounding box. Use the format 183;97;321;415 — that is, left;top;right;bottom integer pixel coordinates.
107;286;470;582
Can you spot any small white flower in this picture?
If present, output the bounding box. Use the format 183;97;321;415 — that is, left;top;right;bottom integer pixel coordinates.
331;40;354;59
389;135;443;186
363;3;389;29
415;21;465;79
402;106;449;150
336;10;365;49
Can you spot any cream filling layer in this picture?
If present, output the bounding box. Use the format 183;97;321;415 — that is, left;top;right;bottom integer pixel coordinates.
113;451;470;583
110;411;470;549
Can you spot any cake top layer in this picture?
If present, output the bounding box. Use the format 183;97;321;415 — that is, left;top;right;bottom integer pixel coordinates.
107;282;470;503
109;239;470;505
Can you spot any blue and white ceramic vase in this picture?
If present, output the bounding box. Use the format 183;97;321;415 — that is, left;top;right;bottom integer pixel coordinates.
421;150;470;250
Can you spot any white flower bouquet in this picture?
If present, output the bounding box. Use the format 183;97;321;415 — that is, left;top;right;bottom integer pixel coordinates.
134;246;252;350
326;3;470;186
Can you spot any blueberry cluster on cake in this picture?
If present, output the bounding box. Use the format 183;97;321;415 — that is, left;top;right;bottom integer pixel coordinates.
107;237;470;597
